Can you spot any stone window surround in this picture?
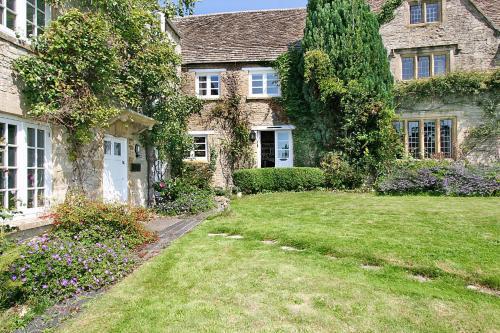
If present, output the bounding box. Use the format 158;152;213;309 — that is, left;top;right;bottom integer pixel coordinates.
190;68;225;100
391;44;459;81
406;0;445;27
0;0;51;40
186;130;214;162
0;113;52;218
394;116;457;159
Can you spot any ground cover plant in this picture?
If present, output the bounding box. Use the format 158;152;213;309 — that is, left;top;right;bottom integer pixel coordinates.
376;160;499;196
58;192;500;332
0;196;154;332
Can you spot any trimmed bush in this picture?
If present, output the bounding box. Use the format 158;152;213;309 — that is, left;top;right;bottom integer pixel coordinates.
154;179;215;215
376;161;499;196
233;168;325;194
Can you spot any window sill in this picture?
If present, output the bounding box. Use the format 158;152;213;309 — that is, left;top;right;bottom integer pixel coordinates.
198;96;221;101
183;158;209;163
407;22;442;28
246;96;281;101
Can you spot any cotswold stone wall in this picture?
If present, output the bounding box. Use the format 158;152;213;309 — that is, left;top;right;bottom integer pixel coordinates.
380;0;499;80
182;63;289;186
0;34;29;116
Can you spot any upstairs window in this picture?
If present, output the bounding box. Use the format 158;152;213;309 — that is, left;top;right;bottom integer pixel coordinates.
195;71;222;99
247;68;281;98
410;1;442;24
26;0;47;37
401;53;449;80
0;0;16;31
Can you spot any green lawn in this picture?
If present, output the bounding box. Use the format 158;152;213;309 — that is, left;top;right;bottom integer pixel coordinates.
60;192;500;332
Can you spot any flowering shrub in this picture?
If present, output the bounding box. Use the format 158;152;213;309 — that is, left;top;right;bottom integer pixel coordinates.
3;231;134;305
376;162;499;196
154;179;214;215
51;195;154;248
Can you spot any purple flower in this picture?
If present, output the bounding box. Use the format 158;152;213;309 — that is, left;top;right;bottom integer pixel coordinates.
60;279;69;287
42;284;48;289
11;275;17;281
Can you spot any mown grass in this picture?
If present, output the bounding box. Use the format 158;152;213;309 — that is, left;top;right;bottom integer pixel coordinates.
58;192;499;332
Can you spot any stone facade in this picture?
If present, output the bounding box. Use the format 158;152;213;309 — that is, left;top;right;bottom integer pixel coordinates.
380;0;499;80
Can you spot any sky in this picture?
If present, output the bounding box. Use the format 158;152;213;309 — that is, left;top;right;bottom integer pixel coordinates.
193;0;308;15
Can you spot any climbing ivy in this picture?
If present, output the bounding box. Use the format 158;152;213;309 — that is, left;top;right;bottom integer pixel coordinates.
395;70;499;158
376;0;404;25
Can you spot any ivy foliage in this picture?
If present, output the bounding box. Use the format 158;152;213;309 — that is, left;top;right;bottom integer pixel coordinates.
14;0;201;183
395;70;500;157
276;0;399;178
376;0;403;25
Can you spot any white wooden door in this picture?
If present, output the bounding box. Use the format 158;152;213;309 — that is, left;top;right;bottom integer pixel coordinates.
275;130;293;168
103;136;128;203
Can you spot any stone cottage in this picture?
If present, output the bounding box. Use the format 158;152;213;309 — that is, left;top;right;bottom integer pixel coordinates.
173;0;499;187
0;1;164;229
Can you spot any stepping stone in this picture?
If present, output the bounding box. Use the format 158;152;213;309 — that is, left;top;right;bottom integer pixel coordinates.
467;285;500;297
361;264;382;271
208;233;228;237
226;235;244;239
412;274;431;283
281;246;303;252
262;240;277;245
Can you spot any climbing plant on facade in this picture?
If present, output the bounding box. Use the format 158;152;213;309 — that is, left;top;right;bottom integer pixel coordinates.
13;0;201;198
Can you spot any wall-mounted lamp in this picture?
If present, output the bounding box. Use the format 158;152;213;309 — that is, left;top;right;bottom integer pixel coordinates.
135;144;142;158
249;131;257;142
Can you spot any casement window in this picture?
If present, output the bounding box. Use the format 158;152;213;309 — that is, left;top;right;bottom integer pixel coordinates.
26;0;47;37
0;0;17;31
195;73;221;99
401;53;449;80
188;135;208;160
410;1;441;24
0;117;50;212
393;118;455;159
245;68;281;98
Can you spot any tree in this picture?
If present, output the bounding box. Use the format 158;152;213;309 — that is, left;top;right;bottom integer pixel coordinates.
14;0;201;202
277;0;399;181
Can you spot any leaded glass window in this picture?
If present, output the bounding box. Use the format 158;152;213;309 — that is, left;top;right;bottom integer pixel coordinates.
440;119;453;158
408;121;420;159
424;121;436;158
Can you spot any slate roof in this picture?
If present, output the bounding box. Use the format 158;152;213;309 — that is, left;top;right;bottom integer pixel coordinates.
173;1;499;65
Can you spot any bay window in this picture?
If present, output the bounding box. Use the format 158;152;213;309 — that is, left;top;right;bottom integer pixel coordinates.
0;117;50;212
394;118;455;159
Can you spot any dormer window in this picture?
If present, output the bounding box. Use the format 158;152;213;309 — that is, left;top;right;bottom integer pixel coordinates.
410;1;441;24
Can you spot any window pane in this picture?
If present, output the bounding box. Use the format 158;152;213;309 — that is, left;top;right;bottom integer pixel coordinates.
8;147;16;167
194;144;206;151
440;119;453;158
410;4;423;24
393;121;405;142
37;189;45;207
6;0;15;10
424;121;436;158
37;169;44;187
418;56;430;78
37;0;45;10
267;73;279;95
194;136;206;144
194;150;206;157
37;149;44;167
28;148;36;167
0;8;4;26
0;150;4;167
27;3;35;21
104;140;111;155
6;9;15;30
27;189;34;209
114;142;121;156
426;2;440;22
26;22;35;37
0;172;5;190
434;55;447;76
252;87;264;95
27;169;35;188
0;123;5;143
8;169;16;189
37;11;45;28
402;57;415;80
37;129;45;148
0;192;4;209
210;89;219;96
8;190;16;210
27;128;36;147
7;124;16;145
210;75;219;83
408;121;420;159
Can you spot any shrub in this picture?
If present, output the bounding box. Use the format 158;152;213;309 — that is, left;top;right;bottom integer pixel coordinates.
320;152;364;189
233;168;325;194
181;161;214;190
2;232;134;306
154;179;215;215
51;195;154;249
376;161;499;196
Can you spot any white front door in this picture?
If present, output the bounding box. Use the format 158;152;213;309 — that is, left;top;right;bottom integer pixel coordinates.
103;135;128;203
275;130;293;168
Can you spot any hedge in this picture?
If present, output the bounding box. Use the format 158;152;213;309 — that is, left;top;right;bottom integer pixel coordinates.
233;168;325;194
